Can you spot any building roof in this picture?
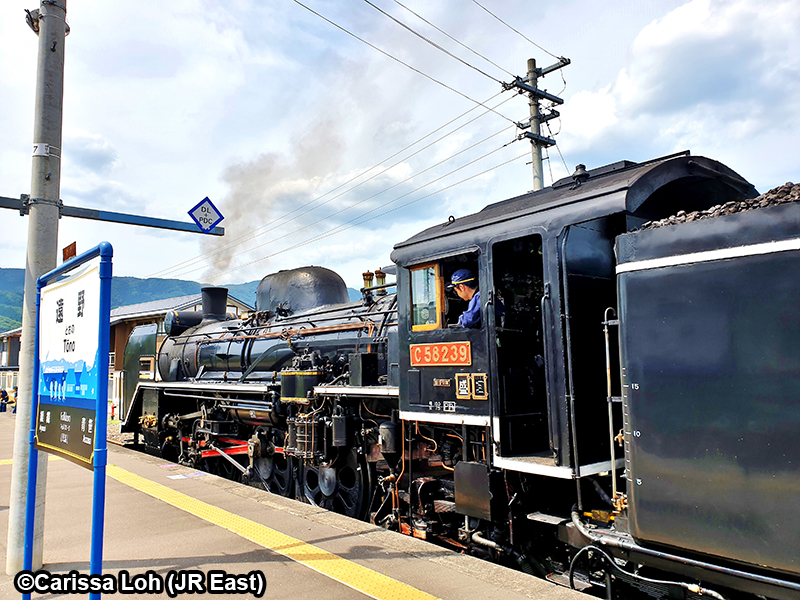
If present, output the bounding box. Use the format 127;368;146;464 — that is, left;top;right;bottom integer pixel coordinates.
110;293;253;325
0;327;22;338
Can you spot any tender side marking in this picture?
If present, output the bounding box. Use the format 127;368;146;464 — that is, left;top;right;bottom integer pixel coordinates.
106;465;440;600
616;237;800;274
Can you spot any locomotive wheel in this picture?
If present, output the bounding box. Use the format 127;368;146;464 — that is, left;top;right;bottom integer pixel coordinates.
254;454;294;497
303;449;368;519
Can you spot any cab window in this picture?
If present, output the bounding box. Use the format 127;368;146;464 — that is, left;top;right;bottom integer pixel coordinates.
410;264;442;331
409;252;480;331
442;254;480;328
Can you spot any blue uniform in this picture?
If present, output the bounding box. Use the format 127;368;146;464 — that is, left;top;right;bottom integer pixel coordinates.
458;290;481;328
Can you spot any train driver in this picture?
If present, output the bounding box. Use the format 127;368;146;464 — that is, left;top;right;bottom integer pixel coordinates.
448;269;481;328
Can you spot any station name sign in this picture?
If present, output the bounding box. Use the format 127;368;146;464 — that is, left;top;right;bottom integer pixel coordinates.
35;257;104;468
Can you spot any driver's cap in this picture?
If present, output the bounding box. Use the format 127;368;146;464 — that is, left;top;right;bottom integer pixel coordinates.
448;269;475;290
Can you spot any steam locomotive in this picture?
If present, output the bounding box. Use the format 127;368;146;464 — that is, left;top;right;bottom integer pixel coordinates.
121;151;800;600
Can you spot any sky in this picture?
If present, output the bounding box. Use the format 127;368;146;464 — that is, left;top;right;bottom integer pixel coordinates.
1;0;798;289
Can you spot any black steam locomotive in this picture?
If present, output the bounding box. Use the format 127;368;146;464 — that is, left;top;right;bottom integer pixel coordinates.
121;151;800;600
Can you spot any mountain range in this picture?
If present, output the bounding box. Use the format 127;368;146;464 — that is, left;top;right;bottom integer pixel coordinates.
0;268;360;332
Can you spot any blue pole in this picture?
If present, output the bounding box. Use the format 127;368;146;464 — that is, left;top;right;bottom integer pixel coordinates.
90;242;113;600
22;276;44;600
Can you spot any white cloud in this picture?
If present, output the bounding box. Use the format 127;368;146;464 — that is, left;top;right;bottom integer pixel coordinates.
562;86;618;149
62;130;119;175
557;0;800;190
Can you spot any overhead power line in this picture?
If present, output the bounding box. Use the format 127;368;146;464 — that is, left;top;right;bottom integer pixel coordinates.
391;0;514;78
150;93;517;279
212;149;529;279
545;121;570;174
469;0;562;61
291;0;521;127
544;146;555;186
363;0;504;83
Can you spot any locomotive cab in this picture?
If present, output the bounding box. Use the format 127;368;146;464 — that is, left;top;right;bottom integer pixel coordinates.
393;230;555;466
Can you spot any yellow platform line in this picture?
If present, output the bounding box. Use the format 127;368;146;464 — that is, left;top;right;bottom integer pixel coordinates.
107;465;440;600
0;456;62;466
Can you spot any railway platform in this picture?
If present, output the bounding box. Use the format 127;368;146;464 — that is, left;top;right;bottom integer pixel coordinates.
0;411;582;599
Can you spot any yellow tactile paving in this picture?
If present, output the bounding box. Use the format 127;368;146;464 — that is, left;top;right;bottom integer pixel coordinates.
107;465;440;600
0;455;62;466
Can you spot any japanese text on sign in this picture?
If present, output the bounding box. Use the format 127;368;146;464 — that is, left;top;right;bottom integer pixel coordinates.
36;257;102;466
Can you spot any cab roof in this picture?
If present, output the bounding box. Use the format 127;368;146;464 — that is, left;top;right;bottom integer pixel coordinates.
392;151;756;253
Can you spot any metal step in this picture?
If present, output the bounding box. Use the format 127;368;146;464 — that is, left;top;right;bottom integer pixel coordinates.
527;512;567;526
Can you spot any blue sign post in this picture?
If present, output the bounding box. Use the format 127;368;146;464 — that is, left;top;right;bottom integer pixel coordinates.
23;242;113;600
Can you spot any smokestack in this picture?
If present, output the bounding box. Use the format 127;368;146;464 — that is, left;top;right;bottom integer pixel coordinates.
201;287;228;320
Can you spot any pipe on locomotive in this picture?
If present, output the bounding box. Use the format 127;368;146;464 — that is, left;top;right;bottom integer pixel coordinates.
570;507;800;595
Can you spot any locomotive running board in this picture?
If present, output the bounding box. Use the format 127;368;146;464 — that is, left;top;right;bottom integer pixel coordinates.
136;381;277;393
314;385;399;397
492;451;625;480
398;411;490;427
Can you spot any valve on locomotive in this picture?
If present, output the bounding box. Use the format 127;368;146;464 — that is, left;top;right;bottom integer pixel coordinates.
331;405;351;448
378;414;401;468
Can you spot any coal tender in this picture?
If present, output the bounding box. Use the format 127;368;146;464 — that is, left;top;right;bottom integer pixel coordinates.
616;196;800;578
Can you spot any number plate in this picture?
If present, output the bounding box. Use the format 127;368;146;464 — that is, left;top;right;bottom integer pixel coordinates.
410;341;472;366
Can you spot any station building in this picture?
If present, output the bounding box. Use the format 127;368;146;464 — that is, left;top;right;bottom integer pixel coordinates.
0;327;21;394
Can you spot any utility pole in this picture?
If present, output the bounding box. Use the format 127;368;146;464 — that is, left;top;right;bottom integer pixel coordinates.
7;0;68;574
505;57;570;191
527;59;545;191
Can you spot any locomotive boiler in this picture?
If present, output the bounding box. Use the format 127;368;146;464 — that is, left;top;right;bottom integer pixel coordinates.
122;151;800;600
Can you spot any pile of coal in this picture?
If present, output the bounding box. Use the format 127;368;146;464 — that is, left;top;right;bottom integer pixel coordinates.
638;181;800;231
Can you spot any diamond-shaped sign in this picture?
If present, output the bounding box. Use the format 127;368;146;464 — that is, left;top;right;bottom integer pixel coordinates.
189;197;224;233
